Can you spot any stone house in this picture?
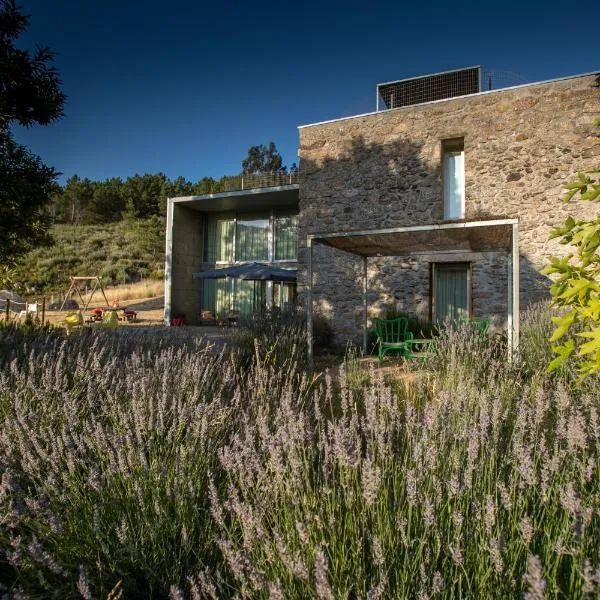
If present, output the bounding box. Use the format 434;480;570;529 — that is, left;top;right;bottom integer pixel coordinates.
165;67;599;350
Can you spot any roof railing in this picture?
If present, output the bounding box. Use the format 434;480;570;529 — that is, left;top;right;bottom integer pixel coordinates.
220;171;299;193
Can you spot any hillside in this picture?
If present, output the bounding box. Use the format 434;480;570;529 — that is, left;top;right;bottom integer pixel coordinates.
13;217;165;293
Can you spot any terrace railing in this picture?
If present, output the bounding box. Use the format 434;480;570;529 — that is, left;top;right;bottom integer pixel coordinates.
219;171;299;193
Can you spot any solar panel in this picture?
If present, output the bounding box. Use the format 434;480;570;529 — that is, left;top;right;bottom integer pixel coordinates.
377;66;481;110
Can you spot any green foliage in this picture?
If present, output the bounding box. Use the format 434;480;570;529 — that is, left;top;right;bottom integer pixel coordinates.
12;219;165;292
0;0;65;266
0;0;65;128
518;301;556;376
343;342;370;389
241;141;285;174
44;141;289;226
542;148;600;379
232;307;307;372
0;129;56;265
0;329;236;596
1;314;599;597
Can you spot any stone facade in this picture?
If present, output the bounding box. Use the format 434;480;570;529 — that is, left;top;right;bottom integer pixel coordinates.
298;74;600;343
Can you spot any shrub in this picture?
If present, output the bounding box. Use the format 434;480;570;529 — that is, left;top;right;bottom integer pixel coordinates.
232;307;307;372
0;329;236;597
518;301;556;377
542;109;600;379
210;360;600;599
1;325;599;598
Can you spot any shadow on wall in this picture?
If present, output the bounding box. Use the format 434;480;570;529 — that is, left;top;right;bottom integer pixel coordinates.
298;134;555;345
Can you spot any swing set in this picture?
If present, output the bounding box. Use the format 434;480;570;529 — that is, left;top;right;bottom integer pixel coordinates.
60;276;110;312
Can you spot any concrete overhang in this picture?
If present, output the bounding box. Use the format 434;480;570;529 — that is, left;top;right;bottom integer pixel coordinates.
170;184;299;213
309;218;518;257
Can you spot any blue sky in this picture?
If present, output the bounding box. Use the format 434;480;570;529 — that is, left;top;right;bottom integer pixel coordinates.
12;0;599;185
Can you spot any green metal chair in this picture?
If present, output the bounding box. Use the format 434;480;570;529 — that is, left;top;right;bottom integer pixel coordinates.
373;317;414;364
457;318;490;337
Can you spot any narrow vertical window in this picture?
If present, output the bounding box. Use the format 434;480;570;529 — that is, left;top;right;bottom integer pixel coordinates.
442;139;465;219
205;216;234;263
275;212;298;261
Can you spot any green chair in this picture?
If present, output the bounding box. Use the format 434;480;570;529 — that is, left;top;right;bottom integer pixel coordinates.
457;318;490;337
373;317;414;364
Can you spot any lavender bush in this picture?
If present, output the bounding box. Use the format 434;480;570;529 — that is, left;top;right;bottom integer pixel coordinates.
0;329;239;597
0;310;599;598
211;363;600;598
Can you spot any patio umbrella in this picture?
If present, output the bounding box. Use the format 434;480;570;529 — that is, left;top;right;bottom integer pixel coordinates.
193;262;296;282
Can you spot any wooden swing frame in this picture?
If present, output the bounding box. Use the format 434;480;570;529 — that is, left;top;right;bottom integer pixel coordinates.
60;276;110;312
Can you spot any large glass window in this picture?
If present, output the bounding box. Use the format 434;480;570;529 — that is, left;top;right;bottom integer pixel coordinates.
275;212;298;261
443;139;465;220
216;218;235;262
236;213;269;262
201;278;231;318
274;282;297;308
205;217;235;263
234;279;265;313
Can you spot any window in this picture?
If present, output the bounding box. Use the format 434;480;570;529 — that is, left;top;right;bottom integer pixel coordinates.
442;138;465;219
201;278;231;318
275;212;298;261
273;281;297;308
205;217;234;263
236;213;269;262
432;263;471;323
234;279;265;313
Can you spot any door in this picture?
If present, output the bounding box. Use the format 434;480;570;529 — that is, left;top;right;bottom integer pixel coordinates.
433;263;471;323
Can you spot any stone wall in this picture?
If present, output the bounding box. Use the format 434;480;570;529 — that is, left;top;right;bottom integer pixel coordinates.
298;73;600;344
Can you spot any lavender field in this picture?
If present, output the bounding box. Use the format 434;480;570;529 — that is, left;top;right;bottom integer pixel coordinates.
0;305;599;599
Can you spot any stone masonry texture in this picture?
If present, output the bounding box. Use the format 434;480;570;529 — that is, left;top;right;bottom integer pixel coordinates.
298;74;600;344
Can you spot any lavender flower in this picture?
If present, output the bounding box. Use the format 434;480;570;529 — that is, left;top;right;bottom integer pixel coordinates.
523;555;546;600
77;565;92;600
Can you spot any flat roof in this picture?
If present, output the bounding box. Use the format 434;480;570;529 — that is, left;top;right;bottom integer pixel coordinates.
299;70;599;130
310;218;518;257
170;184;299;213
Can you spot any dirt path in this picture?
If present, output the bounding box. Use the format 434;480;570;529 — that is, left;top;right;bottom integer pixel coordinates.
42;295;166;326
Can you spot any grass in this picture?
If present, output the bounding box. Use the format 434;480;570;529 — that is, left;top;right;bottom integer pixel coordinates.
80;279;164;305
11;219;165;294
0;303;598;598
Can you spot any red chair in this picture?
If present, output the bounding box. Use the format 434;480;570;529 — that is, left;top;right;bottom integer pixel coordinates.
123;308;137;322
171;314;185;326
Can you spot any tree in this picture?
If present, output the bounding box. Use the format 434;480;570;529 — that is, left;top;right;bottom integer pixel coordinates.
0;0;65;265
61;175;95;224
241;141;285;174
0;128;56;260
89;177;126;223
122;173;167;219
542;104;600;379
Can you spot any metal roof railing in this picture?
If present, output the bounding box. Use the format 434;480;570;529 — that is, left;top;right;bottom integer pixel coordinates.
219;171;299;193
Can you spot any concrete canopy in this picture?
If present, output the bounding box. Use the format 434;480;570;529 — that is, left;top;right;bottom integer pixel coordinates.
171;185;298;213
312;219;515;256
305;218;520;372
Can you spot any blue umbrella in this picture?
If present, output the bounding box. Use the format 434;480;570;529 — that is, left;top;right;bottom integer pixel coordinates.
193;262;296;282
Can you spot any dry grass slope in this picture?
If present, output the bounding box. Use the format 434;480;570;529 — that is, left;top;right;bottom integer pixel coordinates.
12;219;165;293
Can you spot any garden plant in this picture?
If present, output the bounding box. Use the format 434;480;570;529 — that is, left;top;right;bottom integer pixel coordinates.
0;304;598;598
